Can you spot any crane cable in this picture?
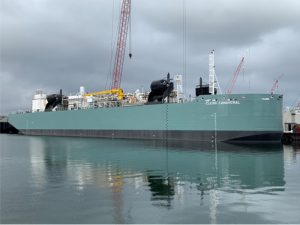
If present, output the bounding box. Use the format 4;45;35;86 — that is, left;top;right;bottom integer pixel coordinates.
182;0;187;96
105;0;116;90
129;3;132;58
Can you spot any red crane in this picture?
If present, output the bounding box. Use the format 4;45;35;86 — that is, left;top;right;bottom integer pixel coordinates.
270;74;283;95
226;57;245;94
111;0;131;90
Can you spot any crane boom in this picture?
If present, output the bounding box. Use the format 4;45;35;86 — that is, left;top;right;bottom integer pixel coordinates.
270;74;283;95
270;80;279;95
111;0;131;90
226;57;244;94
84;89;124;100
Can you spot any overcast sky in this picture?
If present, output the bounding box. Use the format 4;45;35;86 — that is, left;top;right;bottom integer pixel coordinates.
1;0;300;114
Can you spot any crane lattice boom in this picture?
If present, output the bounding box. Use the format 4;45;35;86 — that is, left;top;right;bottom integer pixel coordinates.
226;57;244;94
111;0;131;90
270;80;279;95
270;75;283;95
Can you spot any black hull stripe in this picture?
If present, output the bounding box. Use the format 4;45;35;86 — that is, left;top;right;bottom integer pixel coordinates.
18;129;282;143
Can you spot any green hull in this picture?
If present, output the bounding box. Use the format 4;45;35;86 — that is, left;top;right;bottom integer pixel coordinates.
8;94;283;142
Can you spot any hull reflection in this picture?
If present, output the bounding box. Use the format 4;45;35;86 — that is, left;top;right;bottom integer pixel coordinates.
29;137;285;190
27;136;285;222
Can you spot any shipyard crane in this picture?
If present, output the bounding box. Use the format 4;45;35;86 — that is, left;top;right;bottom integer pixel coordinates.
111;0;132;90
270;74;283;95
226;57;245;94
85;0;131;100
84;0;131;101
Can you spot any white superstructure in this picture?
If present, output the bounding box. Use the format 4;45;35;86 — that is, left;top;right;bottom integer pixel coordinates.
30;74;188;112
79;86;85;95
68;86;89;110
32;90;47;112
174;74;185;103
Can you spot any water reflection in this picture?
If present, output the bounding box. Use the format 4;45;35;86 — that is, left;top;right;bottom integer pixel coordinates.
284;142;300;163
147;174;175;208
30;138;68;188
27;136;288;223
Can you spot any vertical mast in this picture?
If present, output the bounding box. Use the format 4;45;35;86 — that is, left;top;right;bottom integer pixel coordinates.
209;50;215;95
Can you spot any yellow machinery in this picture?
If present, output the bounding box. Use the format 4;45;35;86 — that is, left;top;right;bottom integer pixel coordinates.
84;89;124;101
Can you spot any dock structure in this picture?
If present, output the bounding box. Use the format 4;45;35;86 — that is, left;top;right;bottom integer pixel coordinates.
0;116;19;134
282;108;300;144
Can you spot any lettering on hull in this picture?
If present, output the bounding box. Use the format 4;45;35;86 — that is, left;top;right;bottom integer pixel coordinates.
205;100;240;105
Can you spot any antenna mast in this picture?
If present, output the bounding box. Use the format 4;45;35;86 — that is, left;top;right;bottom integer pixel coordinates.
209;50;216;95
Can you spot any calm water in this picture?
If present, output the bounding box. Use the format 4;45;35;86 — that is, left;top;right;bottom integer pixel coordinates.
1;134;300;224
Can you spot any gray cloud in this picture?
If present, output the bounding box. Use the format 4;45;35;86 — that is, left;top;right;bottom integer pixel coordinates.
1;0;300;114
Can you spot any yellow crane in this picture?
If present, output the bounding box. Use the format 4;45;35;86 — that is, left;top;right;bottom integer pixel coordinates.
84;89;124;101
